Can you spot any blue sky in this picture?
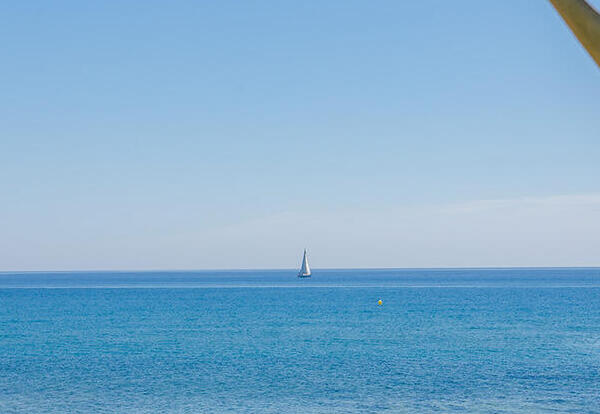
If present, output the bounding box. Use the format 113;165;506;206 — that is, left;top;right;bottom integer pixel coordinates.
1;1;599;270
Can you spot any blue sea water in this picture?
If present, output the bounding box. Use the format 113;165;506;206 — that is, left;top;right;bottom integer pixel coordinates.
1;268;600;413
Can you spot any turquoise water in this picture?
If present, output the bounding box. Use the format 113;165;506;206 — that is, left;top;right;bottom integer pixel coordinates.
1;268;600;413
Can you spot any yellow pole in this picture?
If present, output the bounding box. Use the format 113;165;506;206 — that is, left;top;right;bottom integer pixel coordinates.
549;0;600;67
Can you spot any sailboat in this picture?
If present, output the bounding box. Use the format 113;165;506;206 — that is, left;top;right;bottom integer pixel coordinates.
297;249;311;278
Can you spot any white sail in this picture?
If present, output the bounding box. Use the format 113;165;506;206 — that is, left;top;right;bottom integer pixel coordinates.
298;249;311;277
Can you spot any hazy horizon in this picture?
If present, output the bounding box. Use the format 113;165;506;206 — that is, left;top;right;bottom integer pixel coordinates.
3;192;600;271
3;265;600;274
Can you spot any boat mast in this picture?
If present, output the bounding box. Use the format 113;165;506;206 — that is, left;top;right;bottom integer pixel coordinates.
298;249;311;276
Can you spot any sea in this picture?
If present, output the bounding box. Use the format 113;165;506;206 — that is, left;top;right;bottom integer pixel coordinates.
1;268;600;413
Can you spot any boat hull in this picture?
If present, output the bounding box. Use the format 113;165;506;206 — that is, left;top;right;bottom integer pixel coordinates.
297;274;311;278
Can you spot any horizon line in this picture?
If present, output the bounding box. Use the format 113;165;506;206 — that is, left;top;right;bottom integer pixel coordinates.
1;265;599;274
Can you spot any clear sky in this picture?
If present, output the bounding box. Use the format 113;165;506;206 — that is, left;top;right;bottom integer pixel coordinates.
1;1;599;270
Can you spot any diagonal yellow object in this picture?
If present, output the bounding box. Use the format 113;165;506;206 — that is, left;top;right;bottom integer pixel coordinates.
549;0;600;67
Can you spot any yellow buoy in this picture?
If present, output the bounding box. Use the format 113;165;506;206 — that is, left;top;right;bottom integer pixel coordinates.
377;299;383;305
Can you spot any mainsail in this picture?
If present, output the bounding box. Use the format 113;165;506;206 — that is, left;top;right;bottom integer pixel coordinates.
298;249;311;277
